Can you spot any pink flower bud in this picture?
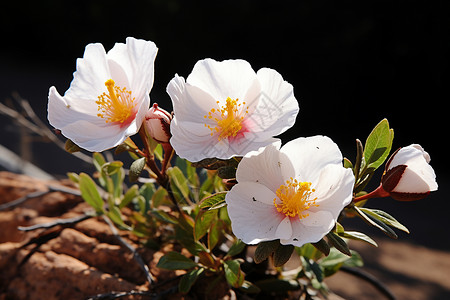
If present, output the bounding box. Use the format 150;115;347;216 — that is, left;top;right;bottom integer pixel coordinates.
381;144;437;201
144;103;172;143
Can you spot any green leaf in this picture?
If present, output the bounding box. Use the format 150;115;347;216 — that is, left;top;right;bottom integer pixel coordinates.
167;166;190;202
107;206;132;230
92;152;106;172
353;206;398;239
227;239;246;257
79;173;104;214
178;268;204;293
326;232;351;256
224;259;245;288
320;248;362;277
254;240;280;264
102;161;123;176
363;118;394;171
338;230;378;247
359;207;409;233
199;192;227;210
156;251;198;270
311;238;330;256
208;219;225;250
65;139;81;153
194;209;217;241
129;157;146;182
343;157;353;169
67;172;80;184
273;244;294;267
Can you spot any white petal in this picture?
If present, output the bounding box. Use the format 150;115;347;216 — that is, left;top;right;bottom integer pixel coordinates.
281;211;334;247
186;59;257;101
275;216;293;240
280;136;343;181
250;68;299;136
312;164;355;216
226;182;284;244
107;37;158;101
236;142;293;192
64;43;110;103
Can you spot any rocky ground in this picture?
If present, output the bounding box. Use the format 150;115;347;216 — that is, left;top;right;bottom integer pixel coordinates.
0;171;449;300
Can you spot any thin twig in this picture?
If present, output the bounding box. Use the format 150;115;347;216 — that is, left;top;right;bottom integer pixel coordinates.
340;266;396;300
102;215;155;285
0;190;49;210
18;214;92;231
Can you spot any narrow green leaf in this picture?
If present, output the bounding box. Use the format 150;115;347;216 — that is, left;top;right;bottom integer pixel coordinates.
311;238;330;256
353;206;398;239
199;192;227;210
107;207;132;230
178;268;204;293
92;152;106;172
338;230;378;247
167;166;190;201
79;173;104;213
359;207;409;233
67;172;80;184
343;157;353;169
224;259;245;288
273;244;294;267
156;251;197;270
129;157;146;182
326;232;351;256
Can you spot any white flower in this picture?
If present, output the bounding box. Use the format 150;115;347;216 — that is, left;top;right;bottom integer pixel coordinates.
166;58;299;162
382;144;437;201
225;136;355;247
48;37;158;152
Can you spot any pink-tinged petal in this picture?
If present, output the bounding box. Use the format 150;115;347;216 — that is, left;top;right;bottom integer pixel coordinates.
226;182;284;244
280;136;343;181
251;68;299;136
236;142;294;193
186;59;257;102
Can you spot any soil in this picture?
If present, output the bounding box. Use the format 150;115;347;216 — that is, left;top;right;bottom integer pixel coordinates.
1;171;449;300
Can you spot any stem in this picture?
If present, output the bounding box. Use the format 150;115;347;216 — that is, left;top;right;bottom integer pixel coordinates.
353;184;390;203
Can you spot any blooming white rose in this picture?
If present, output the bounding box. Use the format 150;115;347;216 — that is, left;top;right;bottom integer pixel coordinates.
166;58;299;162
48;37;158;152
225;136;355;247
382;144;438;201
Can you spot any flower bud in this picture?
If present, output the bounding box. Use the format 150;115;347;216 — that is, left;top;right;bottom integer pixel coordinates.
144;103;172;143
381;144;437;201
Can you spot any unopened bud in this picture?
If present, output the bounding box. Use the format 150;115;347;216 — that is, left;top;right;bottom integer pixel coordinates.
144;103;172;143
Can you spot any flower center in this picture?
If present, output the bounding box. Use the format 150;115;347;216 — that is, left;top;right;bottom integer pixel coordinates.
204;97;249;141
96;79;136;124
273;178;319;219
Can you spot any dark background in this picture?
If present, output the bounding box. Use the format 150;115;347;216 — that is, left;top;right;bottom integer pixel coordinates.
0;0;448;250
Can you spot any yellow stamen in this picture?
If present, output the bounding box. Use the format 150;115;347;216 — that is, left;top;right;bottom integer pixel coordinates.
273;178;318;219
204;97;249;140
96;79;136;124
